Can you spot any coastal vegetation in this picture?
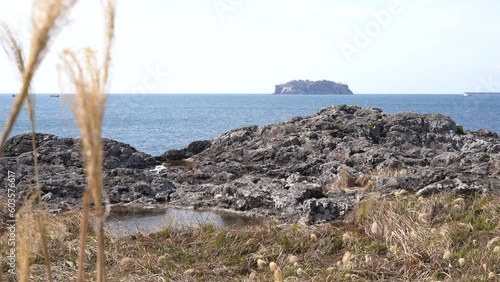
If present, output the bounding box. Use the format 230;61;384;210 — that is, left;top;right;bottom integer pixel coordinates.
1;193;499;281
457;125;467;135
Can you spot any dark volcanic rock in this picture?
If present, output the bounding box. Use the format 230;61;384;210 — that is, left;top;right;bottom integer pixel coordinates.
1;105;499;224
1;135;168;210
186;140;211;155
162;140;211;161
163;149;187;161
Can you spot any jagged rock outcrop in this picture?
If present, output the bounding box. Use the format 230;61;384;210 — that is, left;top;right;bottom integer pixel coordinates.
274;80;353;94
162;140;211;161
0;134;168;209
1;105;499;223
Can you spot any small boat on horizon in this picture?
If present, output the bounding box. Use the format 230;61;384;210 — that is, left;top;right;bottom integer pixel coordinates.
50;94;60;97
463;91;500;97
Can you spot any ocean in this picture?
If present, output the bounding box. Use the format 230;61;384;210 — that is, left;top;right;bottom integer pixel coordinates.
0;94;499;156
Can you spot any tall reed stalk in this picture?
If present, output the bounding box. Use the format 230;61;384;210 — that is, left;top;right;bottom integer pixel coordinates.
1;0;115;281
58;1;115;281
1;1;77;281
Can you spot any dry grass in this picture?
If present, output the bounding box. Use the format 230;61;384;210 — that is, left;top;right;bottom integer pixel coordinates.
328;167;408;191
2;194;498;281
354;193;500;281
1;0;114;281
327;169;372;190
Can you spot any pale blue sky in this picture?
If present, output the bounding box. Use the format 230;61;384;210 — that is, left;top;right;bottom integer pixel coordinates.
1;0;500;94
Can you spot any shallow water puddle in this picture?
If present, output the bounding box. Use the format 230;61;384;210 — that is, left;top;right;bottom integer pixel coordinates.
103;208;254;237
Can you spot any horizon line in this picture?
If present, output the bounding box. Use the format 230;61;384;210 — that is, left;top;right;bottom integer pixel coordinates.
1;92;470;95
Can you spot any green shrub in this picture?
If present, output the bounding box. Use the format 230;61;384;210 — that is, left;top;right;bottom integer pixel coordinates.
457;125;466;135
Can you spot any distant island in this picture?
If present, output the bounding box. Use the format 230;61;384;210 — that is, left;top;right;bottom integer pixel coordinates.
274;80;353;95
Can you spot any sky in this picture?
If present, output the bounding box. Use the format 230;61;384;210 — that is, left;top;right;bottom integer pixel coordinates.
1;0;500;94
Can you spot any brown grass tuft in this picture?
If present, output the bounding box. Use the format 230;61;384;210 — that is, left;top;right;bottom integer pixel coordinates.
353;194;500;280
327;167;409;191
328;169;372;189
1;194;499;281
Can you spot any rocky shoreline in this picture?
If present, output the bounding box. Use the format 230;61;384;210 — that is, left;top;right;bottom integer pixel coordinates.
1;105;499;223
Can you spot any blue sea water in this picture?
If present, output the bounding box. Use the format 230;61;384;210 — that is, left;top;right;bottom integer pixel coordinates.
0;94;499;156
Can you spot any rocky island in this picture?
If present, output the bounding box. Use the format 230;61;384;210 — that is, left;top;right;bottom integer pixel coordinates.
1;105;498;224
274;80;353;94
